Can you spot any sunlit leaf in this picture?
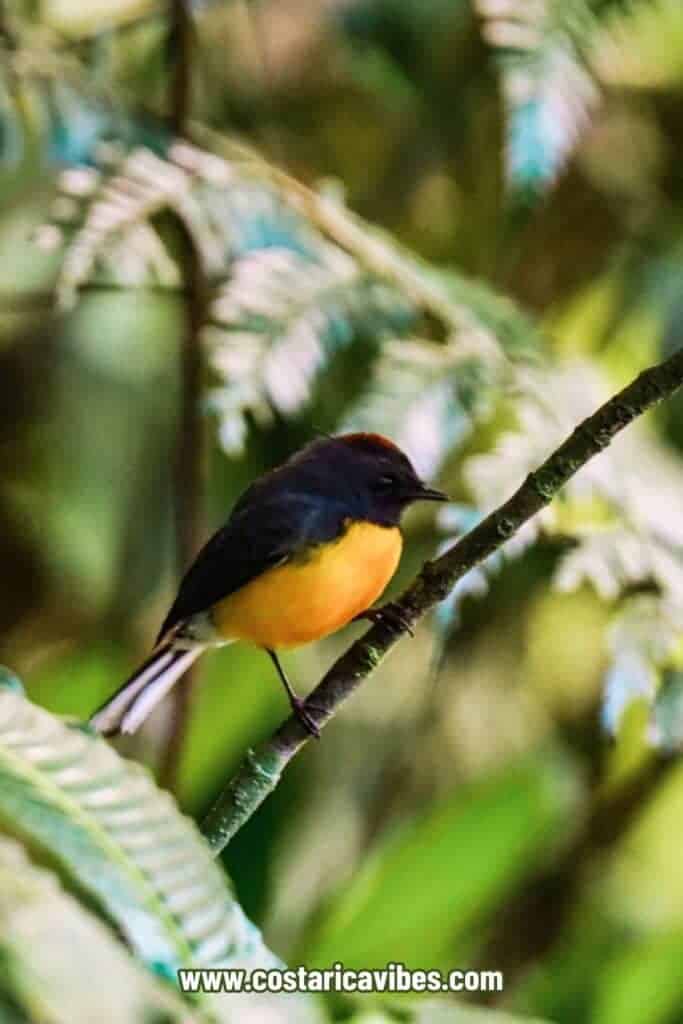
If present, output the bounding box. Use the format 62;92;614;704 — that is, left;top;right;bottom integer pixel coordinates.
464;363;683;737
466;363;683;612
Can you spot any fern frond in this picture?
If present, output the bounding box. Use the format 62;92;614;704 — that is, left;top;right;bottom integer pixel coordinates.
0;685;322;1022
439;268;544;361
555;524;683;603
339;265;541;477
189;126;545;357
0;686;265;979
342;340;480;479
52;124;546;348
477;0;599;201
207;246;413;452
458;362;683;740
53;146;209;305
0;28;165;173
50;140;327;304
49;130;543;456
467;363;683;597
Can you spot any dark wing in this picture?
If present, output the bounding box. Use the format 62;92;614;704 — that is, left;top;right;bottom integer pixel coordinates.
156;491;343;642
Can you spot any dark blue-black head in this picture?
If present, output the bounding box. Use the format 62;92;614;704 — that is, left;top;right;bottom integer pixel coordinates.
292;432;448;526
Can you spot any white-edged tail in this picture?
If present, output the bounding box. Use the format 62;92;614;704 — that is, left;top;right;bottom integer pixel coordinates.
90;641;203;736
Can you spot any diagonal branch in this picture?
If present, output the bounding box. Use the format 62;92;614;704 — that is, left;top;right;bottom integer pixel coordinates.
201;346;683;854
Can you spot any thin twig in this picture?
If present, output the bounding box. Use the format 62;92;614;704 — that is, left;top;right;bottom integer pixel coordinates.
168;0;192;133
158;0;205;793
201;346;683;853
187;122;487;342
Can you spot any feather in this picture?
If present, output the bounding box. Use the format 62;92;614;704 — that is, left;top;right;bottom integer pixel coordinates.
90;642;202;736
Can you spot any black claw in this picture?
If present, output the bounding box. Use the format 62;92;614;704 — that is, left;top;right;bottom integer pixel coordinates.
354;604;415;637
267;648;321;739
290;697;321;739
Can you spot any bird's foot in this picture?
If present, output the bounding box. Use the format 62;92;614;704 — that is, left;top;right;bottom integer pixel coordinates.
289;696;322;739
354;603;415;637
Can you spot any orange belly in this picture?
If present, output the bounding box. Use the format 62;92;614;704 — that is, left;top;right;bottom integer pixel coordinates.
212;521;402;649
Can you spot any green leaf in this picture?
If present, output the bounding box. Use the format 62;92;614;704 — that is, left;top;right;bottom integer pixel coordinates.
593;932;683;1024
0;835;207;1024
301;753;578;971
51;140;321;308
0;687;322;1023
54;146;183;308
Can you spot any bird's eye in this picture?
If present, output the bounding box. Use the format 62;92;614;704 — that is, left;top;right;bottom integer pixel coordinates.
377;473;397;489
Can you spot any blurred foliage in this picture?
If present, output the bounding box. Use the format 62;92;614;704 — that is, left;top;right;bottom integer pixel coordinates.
3;0;683;1021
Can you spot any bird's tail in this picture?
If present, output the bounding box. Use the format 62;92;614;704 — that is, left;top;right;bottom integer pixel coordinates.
89;641;203;737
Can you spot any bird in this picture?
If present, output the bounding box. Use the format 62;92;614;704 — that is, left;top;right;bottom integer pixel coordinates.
90;432;447;738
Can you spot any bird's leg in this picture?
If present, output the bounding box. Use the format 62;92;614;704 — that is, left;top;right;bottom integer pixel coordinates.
353;603;415;637
266;650;321;739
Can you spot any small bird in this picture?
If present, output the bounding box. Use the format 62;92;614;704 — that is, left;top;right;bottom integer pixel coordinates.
90;433;447;738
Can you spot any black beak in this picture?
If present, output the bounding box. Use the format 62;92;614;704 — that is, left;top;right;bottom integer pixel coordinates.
411;483;449;502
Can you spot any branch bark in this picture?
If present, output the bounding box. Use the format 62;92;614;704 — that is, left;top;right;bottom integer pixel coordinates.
201;346;683;853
